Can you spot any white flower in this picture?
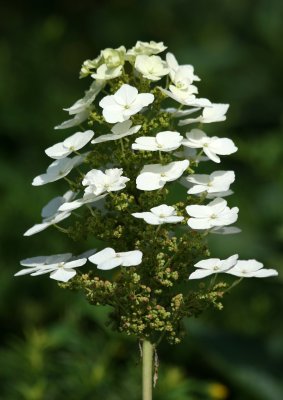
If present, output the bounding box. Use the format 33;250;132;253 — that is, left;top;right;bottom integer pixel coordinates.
189;254;239;279
127;41;167;58
99;84;154;123
179;103;229;126
15;253;87;282
82;168;130;196
186;171;235;195
132;131;183;152
58;193;106;212
24;191;75;236
45;130;94;159
91;120;141;144
136;160;189;191
100;46;126;68
186;197;239;230
182;129;238;163
80;46;126;78
160;87;211;108
166;53;200;83
227;260;278;278
63;80;105;115
91;64;123;80
32;155;82;186
89;247;142;270
55;110;90;130
55;80;105;130
135;55;169;81
132;204;184;225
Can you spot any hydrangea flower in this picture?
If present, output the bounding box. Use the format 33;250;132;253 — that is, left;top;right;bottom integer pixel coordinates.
189;255;239;279
182;129;238;163
136;160;189;191
166;53;200;84
55;80;105;129
135;55;169;81
54;110;90;130
82;168;130;196
186;171;235;195
179;103;229;126
32;155;82;186
132;204;184;225
91;64;123;80
186;198;239;230
91;120;141;144
15;253;88;282
63;80;105;115
24;191;75;236
99;84;154;123
189;256;278;279
19;41;279;361
161;87;211;108
132;131;183;152
227;260;278;278
45;130;94;159
127;41;167;58
89;248;143;270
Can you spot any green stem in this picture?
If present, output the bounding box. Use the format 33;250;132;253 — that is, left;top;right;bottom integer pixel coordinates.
142;340;153;400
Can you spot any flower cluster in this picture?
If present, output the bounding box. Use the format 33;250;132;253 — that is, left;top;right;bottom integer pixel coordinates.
17;41;278;344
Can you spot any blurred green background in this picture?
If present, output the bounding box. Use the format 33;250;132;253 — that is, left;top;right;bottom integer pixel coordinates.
1;0;283;399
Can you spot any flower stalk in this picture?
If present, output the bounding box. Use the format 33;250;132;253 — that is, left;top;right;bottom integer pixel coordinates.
142;340;154;400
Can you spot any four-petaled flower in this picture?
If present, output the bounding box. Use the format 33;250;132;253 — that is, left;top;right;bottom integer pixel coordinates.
186;170;235;196
189;255;239;279
132;131;183;152
82;168;130;196
127;41;167;58
45;130;94;159
189;256;278;279
227;260;278;278
89;247;143;270
182;129;237;163
136;160;189;191
15;253;88;282
186;197;239;230
132;204;184;225
99;84;154;123
32;155;83;186
135;55;169;81
91;120;141;144
24;191;75;236
179;103;229;126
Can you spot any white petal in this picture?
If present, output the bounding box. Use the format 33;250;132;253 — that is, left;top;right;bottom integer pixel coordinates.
136;172;164;191
63;259;87;269
209;138;238;155
24;222;52;236
50;268;77;282
187;218;212;230
150;204;175;217
98;257;122;270
194;258;221;270
45;142;69;159
63;130;94;151
252;268;278;278
186;204;211;218
88;248;116;265
119;250;143;266
132;212;161;225
189;269;214;280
